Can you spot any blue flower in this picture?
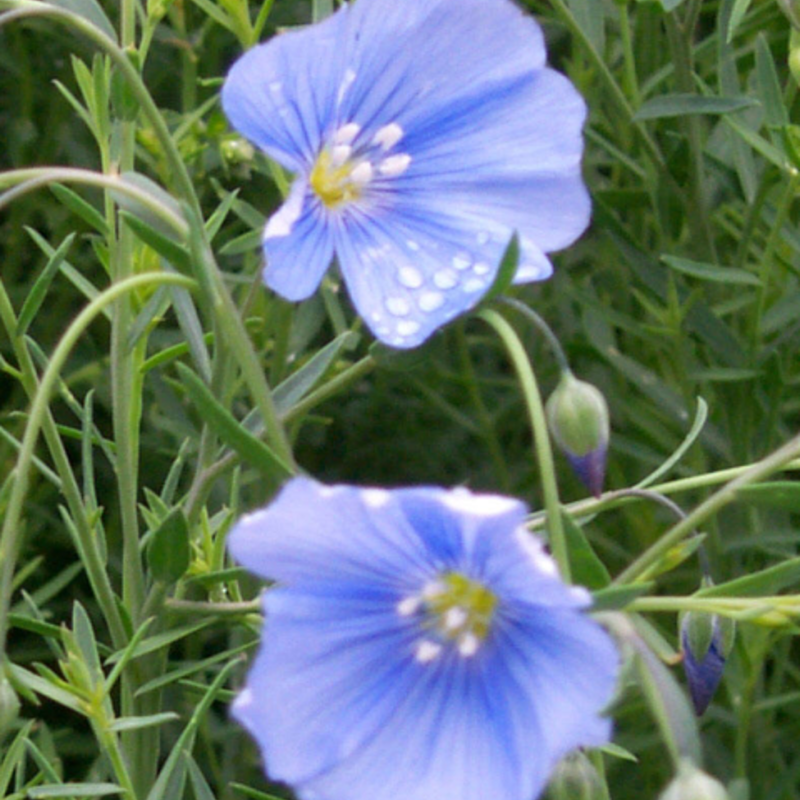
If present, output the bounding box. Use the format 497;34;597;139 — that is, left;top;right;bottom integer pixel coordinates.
228;478;618;800
221;0;590;348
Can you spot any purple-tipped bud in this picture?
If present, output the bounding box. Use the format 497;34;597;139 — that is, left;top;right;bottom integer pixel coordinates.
659;761;729;800
680;609;735;716
546;372;610;497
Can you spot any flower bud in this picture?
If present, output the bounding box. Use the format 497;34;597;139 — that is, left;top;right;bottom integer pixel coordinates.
680;606;735;715
546;751;605;800
659;761;729;800
0;676;21;736
546;372;610;497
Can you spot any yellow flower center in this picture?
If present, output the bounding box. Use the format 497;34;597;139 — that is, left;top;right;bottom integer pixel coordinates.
309;149;367;208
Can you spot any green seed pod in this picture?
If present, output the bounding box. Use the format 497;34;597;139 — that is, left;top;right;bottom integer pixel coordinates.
546;751;605;800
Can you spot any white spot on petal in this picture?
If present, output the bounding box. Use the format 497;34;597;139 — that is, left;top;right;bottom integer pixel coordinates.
444;488;520;517
463;278;486;293
398;266;424;288
333;122;361;146
473;262;491;276
570;586;592;605
269;82;282;94
433;269;458;290
386;296;411;316
362;488;390;508
415;639;443;663
397;320;421;337
476;231;490;245
406;240;420;252
418;291;444;312
378;153;411;177
373;122;404;150
422;580;445;599
263;186;304;240
337;68;356;105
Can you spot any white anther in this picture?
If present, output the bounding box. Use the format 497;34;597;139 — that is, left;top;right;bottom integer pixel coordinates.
458;633;480;658
333;122;361;146
330;144;352;167
350;161;374;184
396;595;422;617
415;639;443;663
373;122;404;151
422;580;445;599
378;153;412;177
443;606;468;632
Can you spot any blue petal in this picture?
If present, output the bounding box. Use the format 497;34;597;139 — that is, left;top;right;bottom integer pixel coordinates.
221;5;353;169
261;181;334;301
233;587;420;785
228;479;436;588
333;206;523;348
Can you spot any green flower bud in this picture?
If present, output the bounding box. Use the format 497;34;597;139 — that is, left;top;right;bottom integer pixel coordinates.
659;761;729;800
0;676;21;736
546;372;610;497
546;751;605;800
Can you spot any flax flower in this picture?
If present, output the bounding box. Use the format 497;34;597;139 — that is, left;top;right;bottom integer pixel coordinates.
228;478;618;800
221;0;589;347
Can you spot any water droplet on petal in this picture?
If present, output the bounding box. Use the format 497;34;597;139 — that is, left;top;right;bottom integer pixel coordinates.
463;278;486;293
433;269;458;289
386;296;411;316
398;266;423;288
396;319;421;337
473;262;491;275
452;252;472;271
476;231;490;245
418;291;444;312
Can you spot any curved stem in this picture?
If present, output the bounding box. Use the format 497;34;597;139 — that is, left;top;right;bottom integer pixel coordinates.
478;308;569;580
0;273;196;664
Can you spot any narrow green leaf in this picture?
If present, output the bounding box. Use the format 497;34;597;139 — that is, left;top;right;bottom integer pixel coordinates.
560;509;611;590
170;282;212;383
219;229;262;256
113;172;186;238
126;285;171;353
16;233;77;335
186;754;218;800
6;664;82;712
698;557;800;599
0;721;35;798
727;0;753;41
231;784;287;800
484;233;519;302
71;601;103;684
756;34;788;127
177;363;293;479
46;0;117;39
121;211;191;270
147;507;191;584
104;620;213;665
661;255;760;286
591;583;654;611
28;783;123;798
736;482;800;512
50;184;109;235
634;93;757;121
109;712;180;732
634;640;701;765
205;189;239;242
274;331;359;415
724;115;791;172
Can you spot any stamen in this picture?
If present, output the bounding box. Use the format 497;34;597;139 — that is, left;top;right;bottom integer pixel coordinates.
350;161;374;184
378;153;412;177
331;144;353;167
458;633;479;658
397;596;422;617
373;122;404;151
333;122;361;146
443;606;467;632
415;639;443;663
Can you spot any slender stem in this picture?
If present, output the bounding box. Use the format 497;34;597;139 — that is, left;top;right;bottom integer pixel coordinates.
617;1;640;106
0;280;127;649
615;431;800;585
497;297;571;373
455;323;511;492
478;309;570;580
0;273;196;663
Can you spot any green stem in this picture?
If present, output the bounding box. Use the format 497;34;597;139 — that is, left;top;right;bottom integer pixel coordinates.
497;297;571;373
478;308;570;580
0;273;196;664
0;280;127;650
615;431;800;585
